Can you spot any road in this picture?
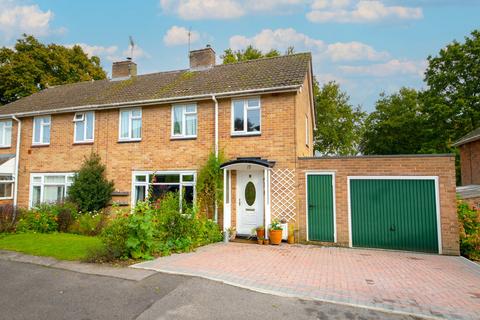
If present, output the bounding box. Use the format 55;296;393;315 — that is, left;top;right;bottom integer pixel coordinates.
0;260;421;320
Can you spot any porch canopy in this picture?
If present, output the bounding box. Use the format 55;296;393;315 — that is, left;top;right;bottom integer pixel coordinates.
220;157;275;239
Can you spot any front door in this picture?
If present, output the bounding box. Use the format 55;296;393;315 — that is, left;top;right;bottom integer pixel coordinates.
236;170;264;235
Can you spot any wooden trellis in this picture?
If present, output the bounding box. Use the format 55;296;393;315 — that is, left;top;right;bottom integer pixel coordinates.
270;168;296;222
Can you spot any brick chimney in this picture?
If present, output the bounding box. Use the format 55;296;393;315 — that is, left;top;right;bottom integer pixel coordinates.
189;45;215;70
112;59;137;78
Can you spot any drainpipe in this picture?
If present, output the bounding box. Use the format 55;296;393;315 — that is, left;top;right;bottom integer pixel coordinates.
212;95;219;223
12;116;21;208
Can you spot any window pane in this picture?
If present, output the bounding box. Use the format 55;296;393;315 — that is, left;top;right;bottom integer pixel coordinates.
67;176;74;183
43;123;50;143
75;120;85;141
0;175;12;181
149;184;179;203
233;101;244;132
0;183;12;198
120;111;129;138
132;109;141;117
153;174;180;183
44;185;64;203
5;125;11;145
248;98;259;108
184;186;194;205
0;123;4;145
247;108;260;132
44;176;65;184
186;105;196;113
132;119;141;139
86;112;94;139
34;118;41;143
32;186;41;206
182;174;194;182
135;175;147;182
135;185;146;203
185;114;197;136
32;176;41;183
173;107;183;135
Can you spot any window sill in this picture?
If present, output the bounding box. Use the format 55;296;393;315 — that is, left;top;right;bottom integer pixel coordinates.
118;139;141;144
0;145;12;149
0;197;13;200
31;144;50;148
230;132;261;137
73;141;94;145
170;136;197;141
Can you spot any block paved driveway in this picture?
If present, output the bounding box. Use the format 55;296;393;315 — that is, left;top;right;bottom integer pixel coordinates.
133;242;480;320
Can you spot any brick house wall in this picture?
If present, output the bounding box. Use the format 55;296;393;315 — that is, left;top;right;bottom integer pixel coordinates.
296;155;459;255
459;140;480;185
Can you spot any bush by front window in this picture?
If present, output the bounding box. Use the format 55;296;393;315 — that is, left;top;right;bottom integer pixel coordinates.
172;104;197;138
232;98;261;135
119;108;142;141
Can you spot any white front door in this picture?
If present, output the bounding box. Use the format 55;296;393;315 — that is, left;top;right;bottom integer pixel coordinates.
236;170;264;235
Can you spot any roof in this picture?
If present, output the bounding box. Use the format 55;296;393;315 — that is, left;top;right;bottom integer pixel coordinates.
0;53;311;117
452;127;480;147
457;185;480;200
0;154;15;166
220;157;276;169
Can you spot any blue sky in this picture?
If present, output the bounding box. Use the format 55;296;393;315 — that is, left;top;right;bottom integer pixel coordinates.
0;0;479;111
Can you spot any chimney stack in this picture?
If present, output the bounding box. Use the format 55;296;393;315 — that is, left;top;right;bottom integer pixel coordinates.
189;45;215;70
112;59;137;79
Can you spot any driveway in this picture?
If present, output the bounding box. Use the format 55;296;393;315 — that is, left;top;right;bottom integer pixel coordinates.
133;243;480;320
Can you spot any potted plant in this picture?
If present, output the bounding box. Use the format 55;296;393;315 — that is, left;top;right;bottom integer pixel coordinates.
257;237;264;245
256;226;265;239
227;226;237;241
264;238;270;245
287;224;295;244
269;219;283;245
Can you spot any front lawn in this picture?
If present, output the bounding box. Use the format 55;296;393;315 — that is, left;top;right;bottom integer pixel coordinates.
0;233;103;261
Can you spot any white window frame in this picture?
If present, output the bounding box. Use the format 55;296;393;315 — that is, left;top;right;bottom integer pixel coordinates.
0;174;14;200
171;104;197;139
29;172;75;208
231;97;261;136
118;108;142;141
32;116;51;145
0;120;12;148
131;170;196;208
73;111;95;143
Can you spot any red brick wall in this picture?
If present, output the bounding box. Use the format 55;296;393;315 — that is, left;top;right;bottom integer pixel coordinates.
459;140;480;185
296;155;459;255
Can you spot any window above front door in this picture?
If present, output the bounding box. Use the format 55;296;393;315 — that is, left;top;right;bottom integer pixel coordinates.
231;97;261;136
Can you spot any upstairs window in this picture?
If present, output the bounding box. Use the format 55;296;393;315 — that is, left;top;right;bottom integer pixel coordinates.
74;112;95;143
33;116;51;145
0;120;12;147
119;108;142;141
232;98;261;135
172;104;197;138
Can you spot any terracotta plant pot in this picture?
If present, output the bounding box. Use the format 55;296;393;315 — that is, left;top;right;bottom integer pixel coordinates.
263;239;270;245
269;229;283;245
257;239;263;245
287;235;294;244
256;228;265;239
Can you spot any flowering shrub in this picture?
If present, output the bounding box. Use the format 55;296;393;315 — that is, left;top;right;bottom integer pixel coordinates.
458;199;480;261
69;211;107;236
16;204;60;233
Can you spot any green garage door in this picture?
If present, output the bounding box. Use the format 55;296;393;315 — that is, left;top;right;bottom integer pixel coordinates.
307;174;335;242
350;178;438;253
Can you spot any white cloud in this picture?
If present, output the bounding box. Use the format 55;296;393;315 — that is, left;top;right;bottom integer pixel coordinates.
339;59;427;77
307;0;423;23
0;0;55;39
66;42;148;62
159;0;304;20
69;43;118;58
122;44;149;60
229;28;387;62
163;26;200;46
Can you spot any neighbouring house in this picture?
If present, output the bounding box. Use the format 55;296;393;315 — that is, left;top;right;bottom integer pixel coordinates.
0;46;459;255
453;127;480;209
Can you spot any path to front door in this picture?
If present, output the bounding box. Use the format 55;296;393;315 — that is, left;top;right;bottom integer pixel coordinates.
133;243;480;320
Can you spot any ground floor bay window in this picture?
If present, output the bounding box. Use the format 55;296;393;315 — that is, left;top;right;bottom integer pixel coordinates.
29;173;75;207
132;171;196;207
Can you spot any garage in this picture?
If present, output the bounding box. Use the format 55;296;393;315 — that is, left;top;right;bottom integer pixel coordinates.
348;177;440;253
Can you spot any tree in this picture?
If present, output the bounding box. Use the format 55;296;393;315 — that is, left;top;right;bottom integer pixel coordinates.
0;35;106;105
422;29;480;152
221;45;280;64
68;153;114;212
360;88;427;155
196;151;225;219
314;81;365;155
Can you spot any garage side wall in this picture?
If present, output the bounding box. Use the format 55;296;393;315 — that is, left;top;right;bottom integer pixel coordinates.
297;155;459;255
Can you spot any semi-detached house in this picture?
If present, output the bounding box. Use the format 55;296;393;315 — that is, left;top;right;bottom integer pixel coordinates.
0;46;459;255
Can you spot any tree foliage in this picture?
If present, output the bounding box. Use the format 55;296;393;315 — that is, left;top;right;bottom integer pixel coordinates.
360;88;427;155
196;151;225;218
314;81;365;155
68;153;114;212
221;45;292;64
0;35;106;105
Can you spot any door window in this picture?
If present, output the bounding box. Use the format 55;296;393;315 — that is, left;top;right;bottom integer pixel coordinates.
245;181;256;206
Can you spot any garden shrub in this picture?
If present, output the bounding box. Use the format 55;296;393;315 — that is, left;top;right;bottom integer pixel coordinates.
69;211;107;236
56;203;78;232
0;204;20;233
17;204;59;233
97;212;130;260
458;199;480;260
67;153;114;212
126;202;156;259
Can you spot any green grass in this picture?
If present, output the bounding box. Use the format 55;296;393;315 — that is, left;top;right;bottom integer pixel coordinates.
0;233;103;261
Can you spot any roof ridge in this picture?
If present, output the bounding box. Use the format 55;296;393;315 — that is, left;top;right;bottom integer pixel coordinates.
212;52;311;68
